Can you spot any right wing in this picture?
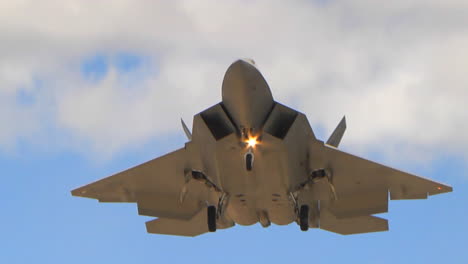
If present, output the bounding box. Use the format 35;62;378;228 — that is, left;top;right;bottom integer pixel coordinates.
71;148;210;220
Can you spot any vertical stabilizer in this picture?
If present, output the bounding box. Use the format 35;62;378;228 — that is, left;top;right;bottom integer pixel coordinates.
326;116;346;148
181;119;192;141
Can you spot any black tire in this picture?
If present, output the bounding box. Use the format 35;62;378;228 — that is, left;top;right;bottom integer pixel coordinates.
207;206;217;232
299;205;309;231
246;153;253;171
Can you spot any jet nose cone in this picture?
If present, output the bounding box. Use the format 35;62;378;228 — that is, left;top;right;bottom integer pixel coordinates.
223;59;265;92
241;58;256;65
222;59;274;131
228;59;256;73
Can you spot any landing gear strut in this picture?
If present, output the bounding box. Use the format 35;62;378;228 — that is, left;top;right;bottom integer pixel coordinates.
299;205;309;231
245;149;254;172
207;205;217;232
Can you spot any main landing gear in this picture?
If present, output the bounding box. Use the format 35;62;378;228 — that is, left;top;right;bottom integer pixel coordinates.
207;192;229;232
207;205;217;232
299;205;309;231
181;170;229;233
289;193;310;231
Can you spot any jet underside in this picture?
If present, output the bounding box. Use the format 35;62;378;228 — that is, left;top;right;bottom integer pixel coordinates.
72;59;452;237
187;101;313;227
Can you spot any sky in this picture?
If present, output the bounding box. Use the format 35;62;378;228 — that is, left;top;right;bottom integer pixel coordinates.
1;0;467;263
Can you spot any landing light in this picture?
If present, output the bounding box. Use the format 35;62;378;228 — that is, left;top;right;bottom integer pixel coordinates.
247;137;258;148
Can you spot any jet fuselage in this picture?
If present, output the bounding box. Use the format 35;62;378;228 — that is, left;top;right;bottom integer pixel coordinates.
187;59;315;227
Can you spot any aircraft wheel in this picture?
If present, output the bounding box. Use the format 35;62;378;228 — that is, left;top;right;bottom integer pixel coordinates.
207;205;217;232
299;205;309;231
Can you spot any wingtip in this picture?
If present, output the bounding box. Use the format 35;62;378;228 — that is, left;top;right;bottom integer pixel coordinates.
71;185;92;198
71;187;84;197
443;185;453;193
429;183;453;196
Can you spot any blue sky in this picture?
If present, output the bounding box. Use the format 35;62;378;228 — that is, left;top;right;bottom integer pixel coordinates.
1;1;467;263
1;54;466;264
1;126;466;263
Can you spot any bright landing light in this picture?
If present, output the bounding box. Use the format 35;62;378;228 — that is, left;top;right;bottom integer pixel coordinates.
247;137;258;148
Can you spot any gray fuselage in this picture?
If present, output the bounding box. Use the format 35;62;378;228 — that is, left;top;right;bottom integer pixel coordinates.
187;60;316;226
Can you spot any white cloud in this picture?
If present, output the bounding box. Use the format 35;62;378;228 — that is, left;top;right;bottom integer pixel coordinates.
1;0;468;163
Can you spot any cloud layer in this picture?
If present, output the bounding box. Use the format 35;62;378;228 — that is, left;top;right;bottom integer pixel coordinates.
1;0;468;163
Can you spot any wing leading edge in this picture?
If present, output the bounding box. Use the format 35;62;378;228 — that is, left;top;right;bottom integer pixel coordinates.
71;148;214;234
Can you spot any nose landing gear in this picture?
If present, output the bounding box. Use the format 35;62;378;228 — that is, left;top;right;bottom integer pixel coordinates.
245;153;253;171
245;148;254;171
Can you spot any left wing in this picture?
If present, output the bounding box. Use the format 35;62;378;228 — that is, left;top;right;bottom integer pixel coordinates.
71;148;210;220
309;142;452;234
318;144;453;201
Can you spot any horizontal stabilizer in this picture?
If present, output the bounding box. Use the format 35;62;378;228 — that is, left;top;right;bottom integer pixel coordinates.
320;210;388;235
146;209;234;237
326;116;346;148
146;209;208;237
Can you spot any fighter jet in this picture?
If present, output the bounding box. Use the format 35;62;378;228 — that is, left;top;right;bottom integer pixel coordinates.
72;59;452;236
